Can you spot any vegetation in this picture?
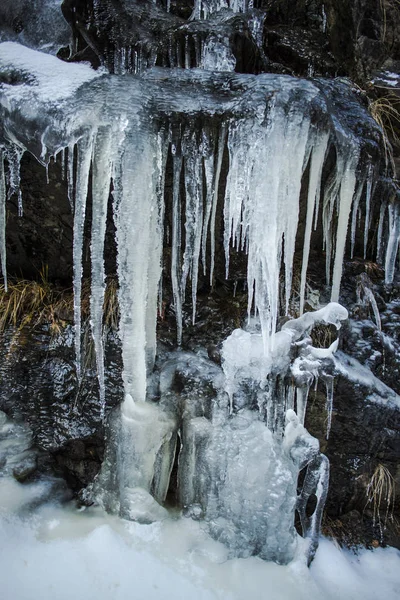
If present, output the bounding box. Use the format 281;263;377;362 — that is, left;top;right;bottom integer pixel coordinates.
0;270;119;336
365;463;396;539
368;92;400;177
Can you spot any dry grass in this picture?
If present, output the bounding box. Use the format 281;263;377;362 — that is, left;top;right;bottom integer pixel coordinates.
365;464;396;536
369;93;400;176
0;271;119;336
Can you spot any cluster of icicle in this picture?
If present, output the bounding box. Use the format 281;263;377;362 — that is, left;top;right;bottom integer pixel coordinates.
190;0;254;19
0;96;382;420
100;0;265;74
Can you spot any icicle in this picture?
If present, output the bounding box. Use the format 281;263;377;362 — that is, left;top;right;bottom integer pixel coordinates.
324;376;334;439
194;35;201;68
113;124;160;404
171;151;183;345
376;200;387;264
184;35;190;69
282;110;311;314
67;142;75;213
330;150;359;303
299;131;329;315
61;148;66;181
73;133;94;382
90;126;112;419
5;144;24;214
201;129;216;276
350;177;365;259
296;385;311;426
322;4;327;33
181;130;204;325
384;202;400;284
0;150;7;291
356;273;382;330
363;165;373;259
210;124;227;286
145;128;168;368
285;384;295;412
17;188;23;216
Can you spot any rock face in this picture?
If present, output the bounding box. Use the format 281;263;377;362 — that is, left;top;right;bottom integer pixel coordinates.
0;0;399;552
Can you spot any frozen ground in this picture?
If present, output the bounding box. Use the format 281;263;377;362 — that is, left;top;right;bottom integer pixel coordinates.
0;476;399;600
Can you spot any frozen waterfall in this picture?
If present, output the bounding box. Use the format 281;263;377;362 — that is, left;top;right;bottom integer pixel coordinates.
0;40;389;564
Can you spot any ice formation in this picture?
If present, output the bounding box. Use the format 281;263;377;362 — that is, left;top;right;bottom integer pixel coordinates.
0;35;391;565
0;0;71;55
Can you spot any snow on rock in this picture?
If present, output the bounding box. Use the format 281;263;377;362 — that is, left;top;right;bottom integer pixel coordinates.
334;351;400;409
0;41;104;103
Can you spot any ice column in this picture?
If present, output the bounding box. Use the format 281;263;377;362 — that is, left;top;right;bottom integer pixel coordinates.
113;123;161;405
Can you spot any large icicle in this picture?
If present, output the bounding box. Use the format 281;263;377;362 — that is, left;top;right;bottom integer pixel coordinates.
73;134;94;382
363;165;374;259
145;129;168;368
5;143;24;217
90;126;113;419
299;131;329;315
330;150;359;303
113;123;160;405
181;129;204;324
376;200;387;264
350;177;365;259
210;124;227;285
201;128;216;276
171;150;183;344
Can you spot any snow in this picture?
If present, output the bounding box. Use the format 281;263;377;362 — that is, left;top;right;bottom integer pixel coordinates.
0;42;104;102
371;71;400;88
0;399;396;593
0;500;399;600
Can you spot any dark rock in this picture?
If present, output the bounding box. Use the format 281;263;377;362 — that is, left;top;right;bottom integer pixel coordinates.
12;453;37;482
